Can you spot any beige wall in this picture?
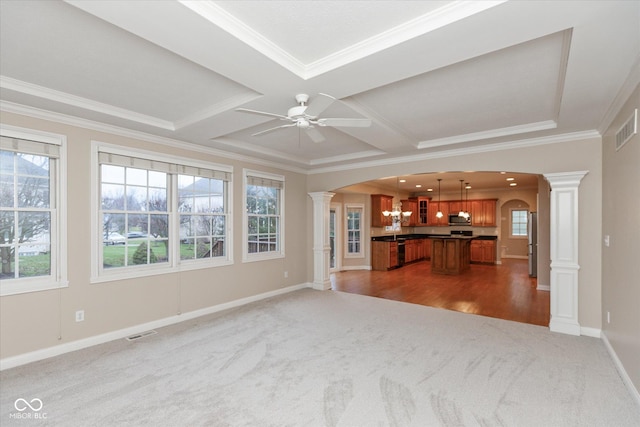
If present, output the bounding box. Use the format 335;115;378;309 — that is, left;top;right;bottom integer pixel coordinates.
601;84;640;391
308;136;603;331
0;111;309;359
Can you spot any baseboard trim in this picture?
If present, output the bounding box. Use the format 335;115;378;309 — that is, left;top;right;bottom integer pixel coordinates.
0;282;312;371
602;331;640;407
580;326;601;338
501;255;528;260
338;265;371;271
536;283;550;291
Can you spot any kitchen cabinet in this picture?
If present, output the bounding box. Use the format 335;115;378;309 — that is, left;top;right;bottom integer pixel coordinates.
413;197;430;226
470;239;496;263
470;199;497;226
428;200;449;226
371;194;393;227
401;199;418;226
431;236;473;274
371;240;398;270
448;201;463;216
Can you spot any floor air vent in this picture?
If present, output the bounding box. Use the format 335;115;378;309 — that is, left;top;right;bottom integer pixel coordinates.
126;330;157;341
616;108;637;151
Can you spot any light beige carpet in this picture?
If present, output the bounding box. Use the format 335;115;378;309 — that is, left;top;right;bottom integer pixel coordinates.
1;289;639;426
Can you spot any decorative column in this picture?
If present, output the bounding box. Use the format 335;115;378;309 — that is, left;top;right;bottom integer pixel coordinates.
308;192;335;290
544;171;588;336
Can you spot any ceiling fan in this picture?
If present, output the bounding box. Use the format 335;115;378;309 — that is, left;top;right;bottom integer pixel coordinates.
235;93;372;143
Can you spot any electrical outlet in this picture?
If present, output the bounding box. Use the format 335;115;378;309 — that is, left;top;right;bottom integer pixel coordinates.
607;311;610;324
284;271;288;278
604;235;610;247
75;310;85;322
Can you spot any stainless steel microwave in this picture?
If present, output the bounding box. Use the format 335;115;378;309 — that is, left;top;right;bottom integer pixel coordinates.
448;213;471;226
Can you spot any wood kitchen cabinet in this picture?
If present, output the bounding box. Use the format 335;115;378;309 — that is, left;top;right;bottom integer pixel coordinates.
413;197;430;226
371;194;393;227
428;200;449;226
371;240;398;270
470;239;496;263
470;199;497;226
401;199;418;226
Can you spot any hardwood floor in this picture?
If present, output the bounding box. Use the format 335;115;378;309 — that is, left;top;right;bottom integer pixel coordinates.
331;258;550;326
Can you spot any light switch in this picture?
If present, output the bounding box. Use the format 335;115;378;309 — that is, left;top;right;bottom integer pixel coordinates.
604;235;610;247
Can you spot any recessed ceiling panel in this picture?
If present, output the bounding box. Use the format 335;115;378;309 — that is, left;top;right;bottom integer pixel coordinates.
213;0;450;64
0;0;255;124
352;31;570;144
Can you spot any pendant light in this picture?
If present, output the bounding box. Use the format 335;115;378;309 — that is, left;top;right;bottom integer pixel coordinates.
436;178;443;218
382;177;412;224
462;182;470;219
458;180;466;217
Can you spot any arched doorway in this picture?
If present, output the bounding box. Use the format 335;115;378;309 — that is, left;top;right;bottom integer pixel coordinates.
310;171;587;336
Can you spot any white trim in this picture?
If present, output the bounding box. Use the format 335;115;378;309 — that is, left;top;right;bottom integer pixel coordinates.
0;76;175;130
344;203;365;259
418;120;557;149
602;331;640;407
242;169;285;263
502;255;528;260
180;1;505;80
579;327;601;338
339;265;372;271
90;141;234;282
0;124;68;296
329;203;342;273
536;283;550;291
2;99;602;175
544;171;588;336
0;282;312;371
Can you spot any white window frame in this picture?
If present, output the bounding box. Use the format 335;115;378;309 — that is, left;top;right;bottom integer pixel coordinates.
344;203;364;258
0;124;68;296
91;141;233;283
510;208;529;239
242;169;285;263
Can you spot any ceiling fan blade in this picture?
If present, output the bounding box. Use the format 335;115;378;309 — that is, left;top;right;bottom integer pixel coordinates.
304;93;335;117
316;118;372;127
236;108;289;120
252;123;296;137
305;127;325;143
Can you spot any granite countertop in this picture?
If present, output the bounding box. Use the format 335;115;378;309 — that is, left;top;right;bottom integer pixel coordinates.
371;234;497;241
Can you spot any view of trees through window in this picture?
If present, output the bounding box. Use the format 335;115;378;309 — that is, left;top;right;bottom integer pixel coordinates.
100;164;227;270
246;184;280;254
0;150;53;279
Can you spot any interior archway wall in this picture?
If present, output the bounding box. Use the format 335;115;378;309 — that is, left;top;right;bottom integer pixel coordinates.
307;136;602;330
501;199;531;259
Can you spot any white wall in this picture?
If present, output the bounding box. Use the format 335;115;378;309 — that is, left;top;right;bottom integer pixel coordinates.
601;84;640;393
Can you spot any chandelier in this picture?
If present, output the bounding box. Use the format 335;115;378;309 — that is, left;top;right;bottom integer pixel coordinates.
382;177;412;224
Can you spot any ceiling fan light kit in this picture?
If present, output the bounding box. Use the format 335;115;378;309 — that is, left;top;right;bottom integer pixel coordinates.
236;93;372;143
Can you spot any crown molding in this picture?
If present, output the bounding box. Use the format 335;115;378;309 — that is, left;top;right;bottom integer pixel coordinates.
180;0;506;80
417;120;557;149
0;76;175;130
178;0;307;78
599;55;640;135
305;1;507;79
0;100;308;175
308;129;601;175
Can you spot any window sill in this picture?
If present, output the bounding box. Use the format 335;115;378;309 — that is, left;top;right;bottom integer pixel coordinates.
1;279;69;297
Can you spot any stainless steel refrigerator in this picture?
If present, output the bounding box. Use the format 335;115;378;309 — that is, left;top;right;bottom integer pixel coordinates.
528;212;537;277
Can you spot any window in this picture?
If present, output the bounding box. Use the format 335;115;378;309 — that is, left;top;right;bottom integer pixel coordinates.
1;127;67;296
244;170;284;261
93;142;231;281
178;175;227;260
511;209;528;237
345;204;364;257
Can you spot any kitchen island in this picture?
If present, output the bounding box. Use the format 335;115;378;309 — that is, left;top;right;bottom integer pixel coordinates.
430;236;475;275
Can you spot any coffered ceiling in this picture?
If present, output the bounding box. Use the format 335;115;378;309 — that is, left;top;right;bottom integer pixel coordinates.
1;1;638;184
